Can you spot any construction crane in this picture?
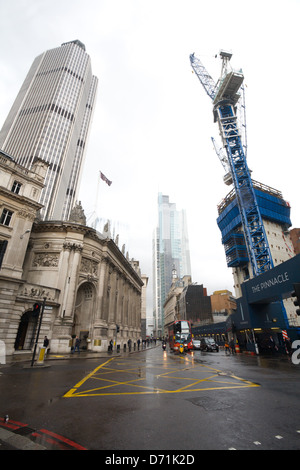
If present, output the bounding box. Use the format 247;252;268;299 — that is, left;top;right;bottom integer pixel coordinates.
190;51;273;277
211;136;232;185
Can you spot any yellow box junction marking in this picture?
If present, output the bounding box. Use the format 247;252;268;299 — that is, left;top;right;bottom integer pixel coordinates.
64;355;260;398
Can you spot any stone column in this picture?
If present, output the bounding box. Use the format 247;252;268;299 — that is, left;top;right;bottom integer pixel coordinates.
62;243;83;320
52;242;82;353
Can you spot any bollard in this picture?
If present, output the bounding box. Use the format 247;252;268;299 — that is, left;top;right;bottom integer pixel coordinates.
36;346;46;365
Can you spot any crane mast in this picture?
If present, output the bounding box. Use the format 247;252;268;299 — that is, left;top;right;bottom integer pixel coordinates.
190;51;273;277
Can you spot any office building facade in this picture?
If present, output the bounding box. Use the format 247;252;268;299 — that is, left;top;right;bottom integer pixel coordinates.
153;193;191;336
0;40;98;221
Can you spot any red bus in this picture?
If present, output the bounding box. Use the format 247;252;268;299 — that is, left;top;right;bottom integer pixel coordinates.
168;320;193;351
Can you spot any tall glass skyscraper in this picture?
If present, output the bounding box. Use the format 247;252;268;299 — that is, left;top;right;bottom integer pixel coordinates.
0;40;98;221
153;193;192;336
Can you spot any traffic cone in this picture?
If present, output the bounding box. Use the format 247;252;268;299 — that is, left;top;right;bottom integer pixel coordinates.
235;342;240;354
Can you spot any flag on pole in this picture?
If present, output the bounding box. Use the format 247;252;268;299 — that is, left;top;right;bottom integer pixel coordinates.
100;171;112;186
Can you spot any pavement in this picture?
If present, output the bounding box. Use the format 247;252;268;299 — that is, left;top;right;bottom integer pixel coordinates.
0;426;47;450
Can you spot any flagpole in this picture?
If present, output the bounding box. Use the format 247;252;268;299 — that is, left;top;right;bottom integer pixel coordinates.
91;173;101;229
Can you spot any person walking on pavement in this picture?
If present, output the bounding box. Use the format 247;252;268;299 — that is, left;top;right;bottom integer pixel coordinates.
229;338;236;354
224;339;230;355
43;336;49;356
72;335;81;354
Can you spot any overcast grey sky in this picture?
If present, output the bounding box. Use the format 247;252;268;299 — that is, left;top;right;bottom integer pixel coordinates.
1;0;299;312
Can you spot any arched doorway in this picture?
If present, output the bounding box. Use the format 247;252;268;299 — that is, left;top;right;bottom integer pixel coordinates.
72;282;96;350
14;310;38;350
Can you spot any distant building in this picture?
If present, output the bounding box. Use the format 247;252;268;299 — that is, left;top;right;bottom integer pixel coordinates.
290;228;300;255
164;272;212;335
153;193;191;337
178;283;213;328
210;290;237;323
140;274;148;339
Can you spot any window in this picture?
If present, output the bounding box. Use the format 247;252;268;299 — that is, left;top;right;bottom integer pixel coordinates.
0;240;8;268
84;285;93;300
11;181;22;194
0;209;13;226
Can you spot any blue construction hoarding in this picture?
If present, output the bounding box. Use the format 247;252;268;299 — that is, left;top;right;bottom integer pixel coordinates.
231;254;300;334
192;255;300;346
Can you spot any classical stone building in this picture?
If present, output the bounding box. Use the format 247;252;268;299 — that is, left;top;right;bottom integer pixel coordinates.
0;152;47;357
0;151;144;358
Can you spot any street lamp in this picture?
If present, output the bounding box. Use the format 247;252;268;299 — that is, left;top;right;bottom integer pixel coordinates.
20;229;30;239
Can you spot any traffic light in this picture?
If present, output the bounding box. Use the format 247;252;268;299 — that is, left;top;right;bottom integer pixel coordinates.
292;284;300;316
116;324;120;333
32;302;41;317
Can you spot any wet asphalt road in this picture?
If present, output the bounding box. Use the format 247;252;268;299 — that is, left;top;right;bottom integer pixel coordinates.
0;345;299;451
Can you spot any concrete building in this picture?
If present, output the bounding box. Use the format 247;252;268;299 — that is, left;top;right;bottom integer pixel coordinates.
0;152;144;358
0;40;98;221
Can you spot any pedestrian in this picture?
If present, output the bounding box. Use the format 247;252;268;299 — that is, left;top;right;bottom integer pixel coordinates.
127;338;132;352
43;336;49;356
137;338;141;350
268;336;278;354
43;336;49;348
72;335;80;353
109;339;113;352
229;338;235;354
224;339;230;355
284;336;292;355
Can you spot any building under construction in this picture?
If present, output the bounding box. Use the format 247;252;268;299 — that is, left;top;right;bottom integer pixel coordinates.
217;179;299;327
190;50;300;351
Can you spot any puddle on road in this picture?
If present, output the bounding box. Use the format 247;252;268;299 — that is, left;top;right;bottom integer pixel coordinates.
187;396;232;411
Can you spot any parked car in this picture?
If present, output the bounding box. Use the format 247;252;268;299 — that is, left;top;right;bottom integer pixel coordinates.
192;339;201;350
200;337;219;352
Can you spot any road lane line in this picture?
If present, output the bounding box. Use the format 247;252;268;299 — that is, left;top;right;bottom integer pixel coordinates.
63;357;115;397
64;355;260;398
